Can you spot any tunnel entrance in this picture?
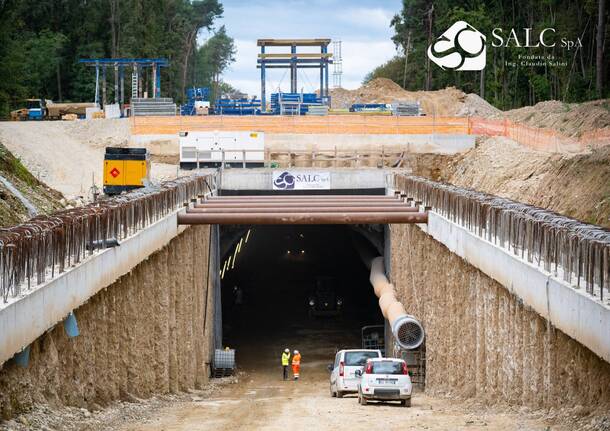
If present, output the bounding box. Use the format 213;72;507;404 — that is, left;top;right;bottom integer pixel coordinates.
219;224;384;377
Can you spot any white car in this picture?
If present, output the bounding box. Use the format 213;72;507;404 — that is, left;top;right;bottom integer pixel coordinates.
329;349;382;397
356;358;412;406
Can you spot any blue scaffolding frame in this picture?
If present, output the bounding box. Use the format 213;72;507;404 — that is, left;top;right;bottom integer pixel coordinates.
79;58;169;110
257;39;332;112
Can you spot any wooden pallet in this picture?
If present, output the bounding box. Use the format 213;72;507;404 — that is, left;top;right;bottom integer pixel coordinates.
212;368;235;378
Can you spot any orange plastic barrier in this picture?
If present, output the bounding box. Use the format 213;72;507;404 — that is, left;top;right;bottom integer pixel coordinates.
469;117;610;153
131;115;469;135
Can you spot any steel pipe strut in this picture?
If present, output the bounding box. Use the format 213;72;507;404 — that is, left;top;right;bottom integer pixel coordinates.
195;202;410;208
187;206;419;214
178;211;428;225
200;198;401;205
206;195;397;200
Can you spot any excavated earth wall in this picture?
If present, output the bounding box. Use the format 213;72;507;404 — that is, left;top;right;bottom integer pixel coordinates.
390;223;610;411
0;225;213;420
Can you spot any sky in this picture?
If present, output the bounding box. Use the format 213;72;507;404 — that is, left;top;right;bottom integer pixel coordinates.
199;0;402;98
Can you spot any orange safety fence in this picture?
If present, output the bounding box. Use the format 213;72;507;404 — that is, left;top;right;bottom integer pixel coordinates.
131;115;470;135
469;117;610;153
131;115;610;153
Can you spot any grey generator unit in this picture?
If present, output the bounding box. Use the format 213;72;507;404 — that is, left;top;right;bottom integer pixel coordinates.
212;348;236;377
179;131;265;169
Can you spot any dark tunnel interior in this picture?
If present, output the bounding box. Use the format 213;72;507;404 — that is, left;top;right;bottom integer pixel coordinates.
219;225;384;375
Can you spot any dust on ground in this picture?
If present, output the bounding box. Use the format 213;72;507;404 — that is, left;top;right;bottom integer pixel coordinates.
0;119;179;200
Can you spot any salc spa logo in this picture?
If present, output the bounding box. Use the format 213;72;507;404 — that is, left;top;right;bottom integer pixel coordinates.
427;21;582;71
273;171;296;190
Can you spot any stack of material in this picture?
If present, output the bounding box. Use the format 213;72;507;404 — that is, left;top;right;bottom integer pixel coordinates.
306;105;329;116
271;92;324;115
213;98;262;115
392;101;422;116
131;98;177;116
350;103;391;113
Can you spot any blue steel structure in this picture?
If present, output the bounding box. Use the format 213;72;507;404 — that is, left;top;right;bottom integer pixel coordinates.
270;92;323;115
257;39;332;112
181;87;210;115
214;97;262;115
79;58;169;112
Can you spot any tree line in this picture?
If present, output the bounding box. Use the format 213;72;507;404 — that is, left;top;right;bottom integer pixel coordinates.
366;0;609;110
0;0;236;117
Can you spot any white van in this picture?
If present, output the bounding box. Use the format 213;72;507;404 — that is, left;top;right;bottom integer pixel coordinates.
329;349;382;397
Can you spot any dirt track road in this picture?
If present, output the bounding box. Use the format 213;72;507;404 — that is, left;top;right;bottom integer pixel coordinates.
117;319;559;431
118;367;559;431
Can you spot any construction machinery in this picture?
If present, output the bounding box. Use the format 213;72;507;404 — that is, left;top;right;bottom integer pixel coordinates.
179;131;265;169
10;99;45;120
10;99;95;120
103;147;150;195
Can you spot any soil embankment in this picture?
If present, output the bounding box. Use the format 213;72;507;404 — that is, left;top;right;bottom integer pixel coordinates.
0;225;213;421
442;137;610;228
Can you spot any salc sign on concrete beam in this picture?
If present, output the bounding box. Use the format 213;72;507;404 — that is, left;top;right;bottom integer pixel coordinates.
272;170;330;190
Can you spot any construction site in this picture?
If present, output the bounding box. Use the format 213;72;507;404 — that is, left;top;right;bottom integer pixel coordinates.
0;23;609;431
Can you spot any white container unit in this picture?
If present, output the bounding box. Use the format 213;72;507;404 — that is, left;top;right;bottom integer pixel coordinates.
179;131;265;169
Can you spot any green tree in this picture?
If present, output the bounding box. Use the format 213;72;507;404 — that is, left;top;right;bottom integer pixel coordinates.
193;26;236;102
368;0;610;110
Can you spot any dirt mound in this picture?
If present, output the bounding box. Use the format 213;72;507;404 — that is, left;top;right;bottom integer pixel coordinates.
333;79;610;139
457;93;502;118
331;78;499;117
502;99;610;137
444;136;610;227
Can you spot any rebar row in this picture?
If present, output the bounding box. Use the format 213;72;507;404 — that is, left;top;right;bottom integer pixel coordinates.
0;174;214;303
397;175;610;302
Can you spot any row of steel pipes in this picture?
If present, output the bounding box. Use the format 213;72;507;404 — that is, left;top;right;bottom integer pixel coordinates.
177;193;429;225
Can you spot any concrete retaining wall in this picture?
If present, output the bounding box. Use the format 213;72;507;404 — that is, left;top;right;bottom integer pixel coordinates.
390;222;610;409
0;225;214;419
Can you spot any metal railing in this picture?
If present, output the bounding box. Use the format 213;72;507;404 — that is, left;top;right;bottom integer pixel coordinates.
0;174;217;303
396;175;609;302
188;148;415;169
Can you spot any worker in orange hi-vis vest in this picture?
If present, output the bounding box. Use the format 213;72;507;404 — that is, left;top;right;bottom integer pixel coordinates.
291;350;302;380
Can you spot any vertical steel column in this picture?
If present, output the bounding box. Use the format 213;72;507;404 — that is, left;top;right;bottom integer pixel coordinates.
119;66;124;115
94;63;100;106
320;45;324;98
114;65;119;104
151;63;157;98
102;66;107;108
323;44;329;102
261;45;266;111
155;64;161;98
290;44;297;93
